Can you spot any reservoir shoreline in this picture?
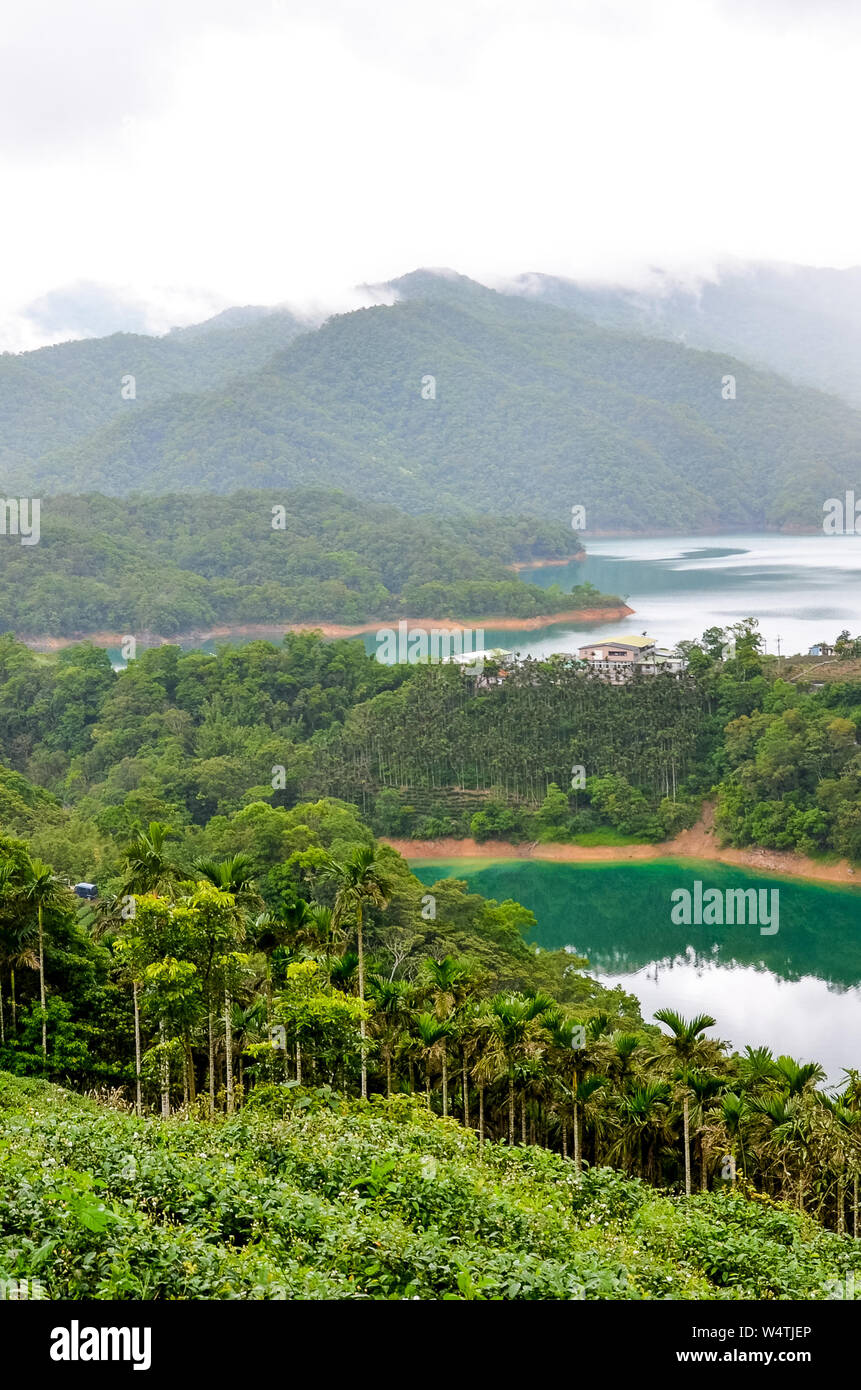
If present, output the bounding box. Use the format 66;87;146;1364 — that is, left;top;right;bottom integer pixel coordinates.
384;807;861;889
17;604;635;653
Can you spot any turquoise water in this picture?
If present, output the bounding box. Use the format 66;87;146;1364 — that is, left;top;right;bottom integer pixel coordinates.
411;858;861;1085
106;532;861;666
517;533;861;658
349;532;861;663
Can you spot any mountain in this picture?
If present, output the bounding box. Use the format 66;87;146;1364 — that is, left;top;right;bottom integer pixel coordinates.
0;305;308;476
505;263;861;408
5;269;861;532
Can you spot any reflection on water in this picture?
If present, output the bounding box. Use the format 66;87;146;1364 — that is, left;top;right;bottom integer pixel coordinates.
411;858;861;1085
596;955;861;1089
516;533;861;658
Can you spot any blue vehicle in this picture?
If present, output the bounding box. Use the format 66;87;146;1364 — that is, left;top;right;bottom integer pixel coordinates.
73;882;98;900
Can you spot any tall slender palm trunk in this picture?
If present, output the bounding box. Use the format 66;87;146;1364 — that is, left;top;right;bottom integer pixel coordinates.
479;1084;485;1147
38;905;47;1061
159;1020;169;1118
508;1076;515;1144
208;1009;215;1119
462;1055;469;1126
133;981;142;1116
357;907;367;1100
683;1093;692;1196
225;990;234;1113
441;1046;448;1117
185;1040;196;1107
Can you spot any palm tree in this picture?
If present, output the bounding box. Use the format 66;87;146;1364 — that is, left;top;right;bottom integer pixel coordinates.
604;1032;645;1090
327;951;359;993
544;1011;604;1170
654;1009;717;1196
840;1070;861;1238
84;891;145;1114
0;925;38;1042
717;1091;751;1182
192;856;260;1116
687;1069;726;1190
611;1081;672;1180
21;857;71;1063
475;992;552;1144
120;821;178;897
368;976;412;1097
322;845;395;1100
750;1092;809;1207
423;956;470;1116
414;1012;454;1104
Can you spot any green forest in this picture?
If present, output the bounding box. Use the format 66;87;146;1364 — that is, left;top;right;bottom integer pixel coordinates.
6;272;861;532
0;620;859;873
0;490;613;636
2;623;861;1298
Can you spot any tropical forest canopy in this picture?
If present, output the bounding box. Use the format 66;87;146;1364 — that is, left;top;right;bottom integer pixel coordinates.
0;622;860;868
0;489;612;636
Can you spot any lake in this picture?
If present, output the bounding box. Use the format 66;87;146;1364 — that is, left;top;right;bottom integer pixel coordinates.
107;532;861;667
411;857;861;1087
360;532;861;662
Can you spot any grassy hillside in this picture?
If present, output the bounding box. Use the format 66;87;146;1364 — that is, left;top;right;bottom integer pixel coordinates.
12;273;861;532
1;1074;857;1300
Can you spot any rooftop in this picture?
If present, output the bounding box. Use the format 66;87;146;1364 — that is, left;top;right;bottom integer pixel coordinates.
582;635;655;649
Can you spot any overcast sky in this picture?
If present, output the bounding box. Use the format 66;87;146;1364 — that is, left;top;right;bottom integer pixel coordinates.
3;0;861;349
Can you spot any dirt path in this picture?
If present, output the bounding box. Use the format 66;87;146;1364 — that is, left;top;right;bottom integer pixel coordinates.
384;805;861;887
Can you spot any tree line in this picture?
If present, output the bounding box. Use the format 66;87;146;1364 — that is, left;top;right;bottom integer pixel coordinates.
1;808;860;1237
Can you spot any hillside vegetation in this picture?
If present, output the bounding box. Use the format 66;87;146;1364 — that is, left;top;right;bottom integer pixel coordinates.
0;631;860;1274
0;490;607;636
0;305;306;477
1;1074;857;1300
0;621;860;868
7;272;860;531
510;263;861;409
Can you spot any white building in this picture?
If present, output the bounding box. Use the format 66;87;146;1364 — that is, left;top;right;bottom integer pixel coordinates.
577;635;687;682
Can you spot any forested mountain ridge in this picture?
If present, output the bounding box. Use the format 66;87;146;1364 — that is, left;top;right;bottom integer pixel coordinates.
0;305;307;477
10;272;861;532
507;262;861;409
